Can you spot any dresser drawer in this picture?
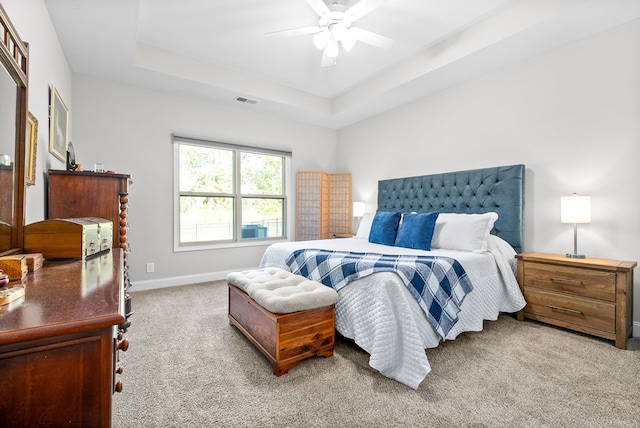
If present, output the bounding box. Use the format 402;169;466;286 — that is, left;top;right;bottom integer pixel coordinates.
523;261;615;301
523;287;615;334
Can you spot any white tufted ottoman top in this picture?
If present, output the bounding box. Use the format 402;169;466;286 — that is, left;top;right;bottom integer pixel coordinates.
226;268;338;314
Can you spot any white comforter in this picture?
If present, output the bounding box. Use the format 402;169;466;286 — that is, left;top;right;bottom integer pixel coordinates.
259;236;526;389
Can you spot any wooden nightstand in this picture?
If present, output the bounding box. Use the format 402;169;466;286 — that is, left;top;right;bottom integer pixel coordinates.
515;252;636;349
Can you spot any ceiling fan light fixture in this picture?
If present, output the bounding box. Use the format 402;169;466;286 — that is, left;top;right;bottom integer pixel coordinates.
331;22;348;40
325;38;339;58
267;0;391;67
313;29;331;50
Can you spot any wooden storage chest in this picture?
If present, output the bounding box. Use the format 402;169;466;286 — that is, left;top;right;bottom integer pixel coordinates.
228;284;335;376
23;217;112;259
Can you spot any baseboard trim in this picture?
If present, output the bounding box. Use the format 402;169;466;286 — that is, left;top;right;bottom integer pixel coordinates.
634;321;640;338
130;267;258;292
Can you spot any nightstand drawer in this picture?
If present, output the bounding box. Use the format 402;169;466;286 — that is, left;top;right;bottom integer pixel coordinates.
523;287;615;334
523;262;615;302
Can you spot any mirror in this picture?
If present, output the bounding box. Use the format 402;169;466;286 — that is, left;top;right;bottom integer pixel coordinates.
0;5;29;254
0;65;17;237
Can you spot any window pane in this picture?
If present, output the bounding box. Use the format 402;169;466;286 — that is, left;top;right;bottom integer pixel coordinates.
180;196;233;242
180;144;233;193
241;198;284;238
241;153;283;195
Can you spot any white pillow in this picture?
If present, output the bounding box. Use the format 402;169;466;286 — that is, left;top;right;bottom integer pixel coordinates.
431;212;498;252
355;212;374;239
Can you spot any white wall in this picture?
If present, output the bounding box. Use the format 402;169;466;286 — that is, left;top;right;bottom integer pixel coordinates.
338;19;640;332
71;75;338;289
4;0;72;224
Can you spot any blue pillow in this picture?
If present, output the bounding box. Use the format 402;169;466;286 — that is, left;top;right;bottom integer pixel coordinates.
368;211;401;246
394;212;440;251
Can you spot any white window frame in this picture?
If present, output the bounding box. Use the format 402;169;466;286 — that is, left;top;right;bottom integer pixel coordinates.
172;134;292;252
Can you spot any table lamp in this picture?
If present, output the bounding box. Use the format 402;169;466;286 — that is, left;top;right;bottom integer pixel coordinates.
560;194;591;259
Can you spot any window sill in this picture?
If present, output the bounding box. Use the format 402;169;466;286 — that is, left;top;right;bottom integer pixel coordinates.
173;237;289;252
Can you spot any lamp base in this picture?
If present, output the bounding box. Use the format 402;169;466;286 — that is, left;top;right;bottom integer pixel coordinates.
566;253;586;259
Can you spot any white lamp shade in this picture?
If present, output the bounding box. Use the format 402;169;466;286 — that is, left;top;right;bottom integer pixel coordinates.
353;201;365;217
325;38;339;58
561;195;591;224
313;29;330;50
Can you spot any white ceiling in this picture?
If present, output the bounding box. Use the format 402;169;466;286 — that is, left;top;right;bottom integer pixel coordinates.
45;0;640;129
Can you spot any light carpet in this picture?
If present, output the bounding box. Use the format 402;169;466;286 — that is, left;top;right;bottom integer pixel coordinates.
113;280;640;427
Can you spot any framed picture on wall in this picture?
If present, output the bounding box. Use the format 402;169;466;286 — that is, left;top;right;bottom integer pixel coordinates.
26;111;38;186
49;85;68;162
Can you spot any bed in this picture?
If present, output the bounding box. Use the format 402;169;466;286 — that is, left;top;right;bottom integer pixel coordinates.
260;164;527;389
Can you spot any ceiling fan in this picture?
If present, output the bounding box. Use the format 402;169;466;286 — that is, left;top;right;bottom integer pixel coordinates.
266;0;392;67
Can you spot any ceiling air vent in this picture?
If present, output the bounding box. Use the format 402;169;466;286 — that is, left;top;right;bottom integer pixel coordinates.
235;96;258;105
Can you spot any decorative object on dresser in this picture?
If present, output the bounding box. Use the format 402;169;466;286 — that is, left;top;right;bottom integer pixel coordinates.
560;193;591;258
0;264;24;308
516;252;636;349
48;169;134;329
23;217;112;259
23;253;43;272
66;140;77;171
0;282;25;306
0;250;128;426
296;171;352;240
0;254;27;280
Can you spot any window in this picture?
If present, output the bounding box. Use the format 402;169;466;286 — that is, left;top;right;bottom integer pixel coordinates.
173;135;290;250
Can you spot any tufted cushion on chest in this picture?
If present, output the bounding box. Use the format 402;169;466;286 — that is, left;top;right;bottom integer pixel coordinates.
226;268;338;314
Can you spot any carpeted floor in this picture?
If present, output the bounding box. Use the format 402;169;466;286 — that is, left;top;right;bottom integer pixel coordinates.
113;281;640;427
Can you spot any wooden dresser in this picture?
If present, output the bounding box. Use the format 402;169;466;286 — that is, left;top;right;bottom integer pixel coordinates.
516;252;636;349
48;170;132;287
0;250;128;427
48;170;133;329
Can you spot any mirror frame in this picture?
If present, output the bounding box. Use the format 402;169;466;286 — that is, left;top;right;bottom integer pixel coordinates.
0;4;28;255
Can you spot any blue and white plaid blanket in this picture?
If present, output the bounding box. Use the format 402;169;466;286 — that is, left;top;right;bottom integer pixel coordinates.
285;249;473;339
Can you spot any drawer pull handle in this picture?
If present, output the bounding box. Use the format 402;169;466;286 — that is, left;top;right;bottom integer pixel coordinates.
549;277;584;286
116;338;129;352
548;305;583;315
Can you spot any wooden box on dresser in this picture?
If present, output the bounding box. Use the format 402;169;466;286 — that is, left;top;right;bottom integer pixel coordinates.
0;250;128;427
516;252;636;349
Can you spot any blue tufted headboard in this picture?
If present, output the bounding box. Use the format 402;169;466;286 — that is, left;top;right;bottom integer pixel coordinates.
377;164;525;253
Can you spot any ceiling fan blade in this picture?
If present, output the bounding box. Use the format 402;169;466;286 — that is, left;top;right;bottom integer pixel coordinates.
346;0;387;22
265;26;321;39
351;27;393;49
305;0;331;17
